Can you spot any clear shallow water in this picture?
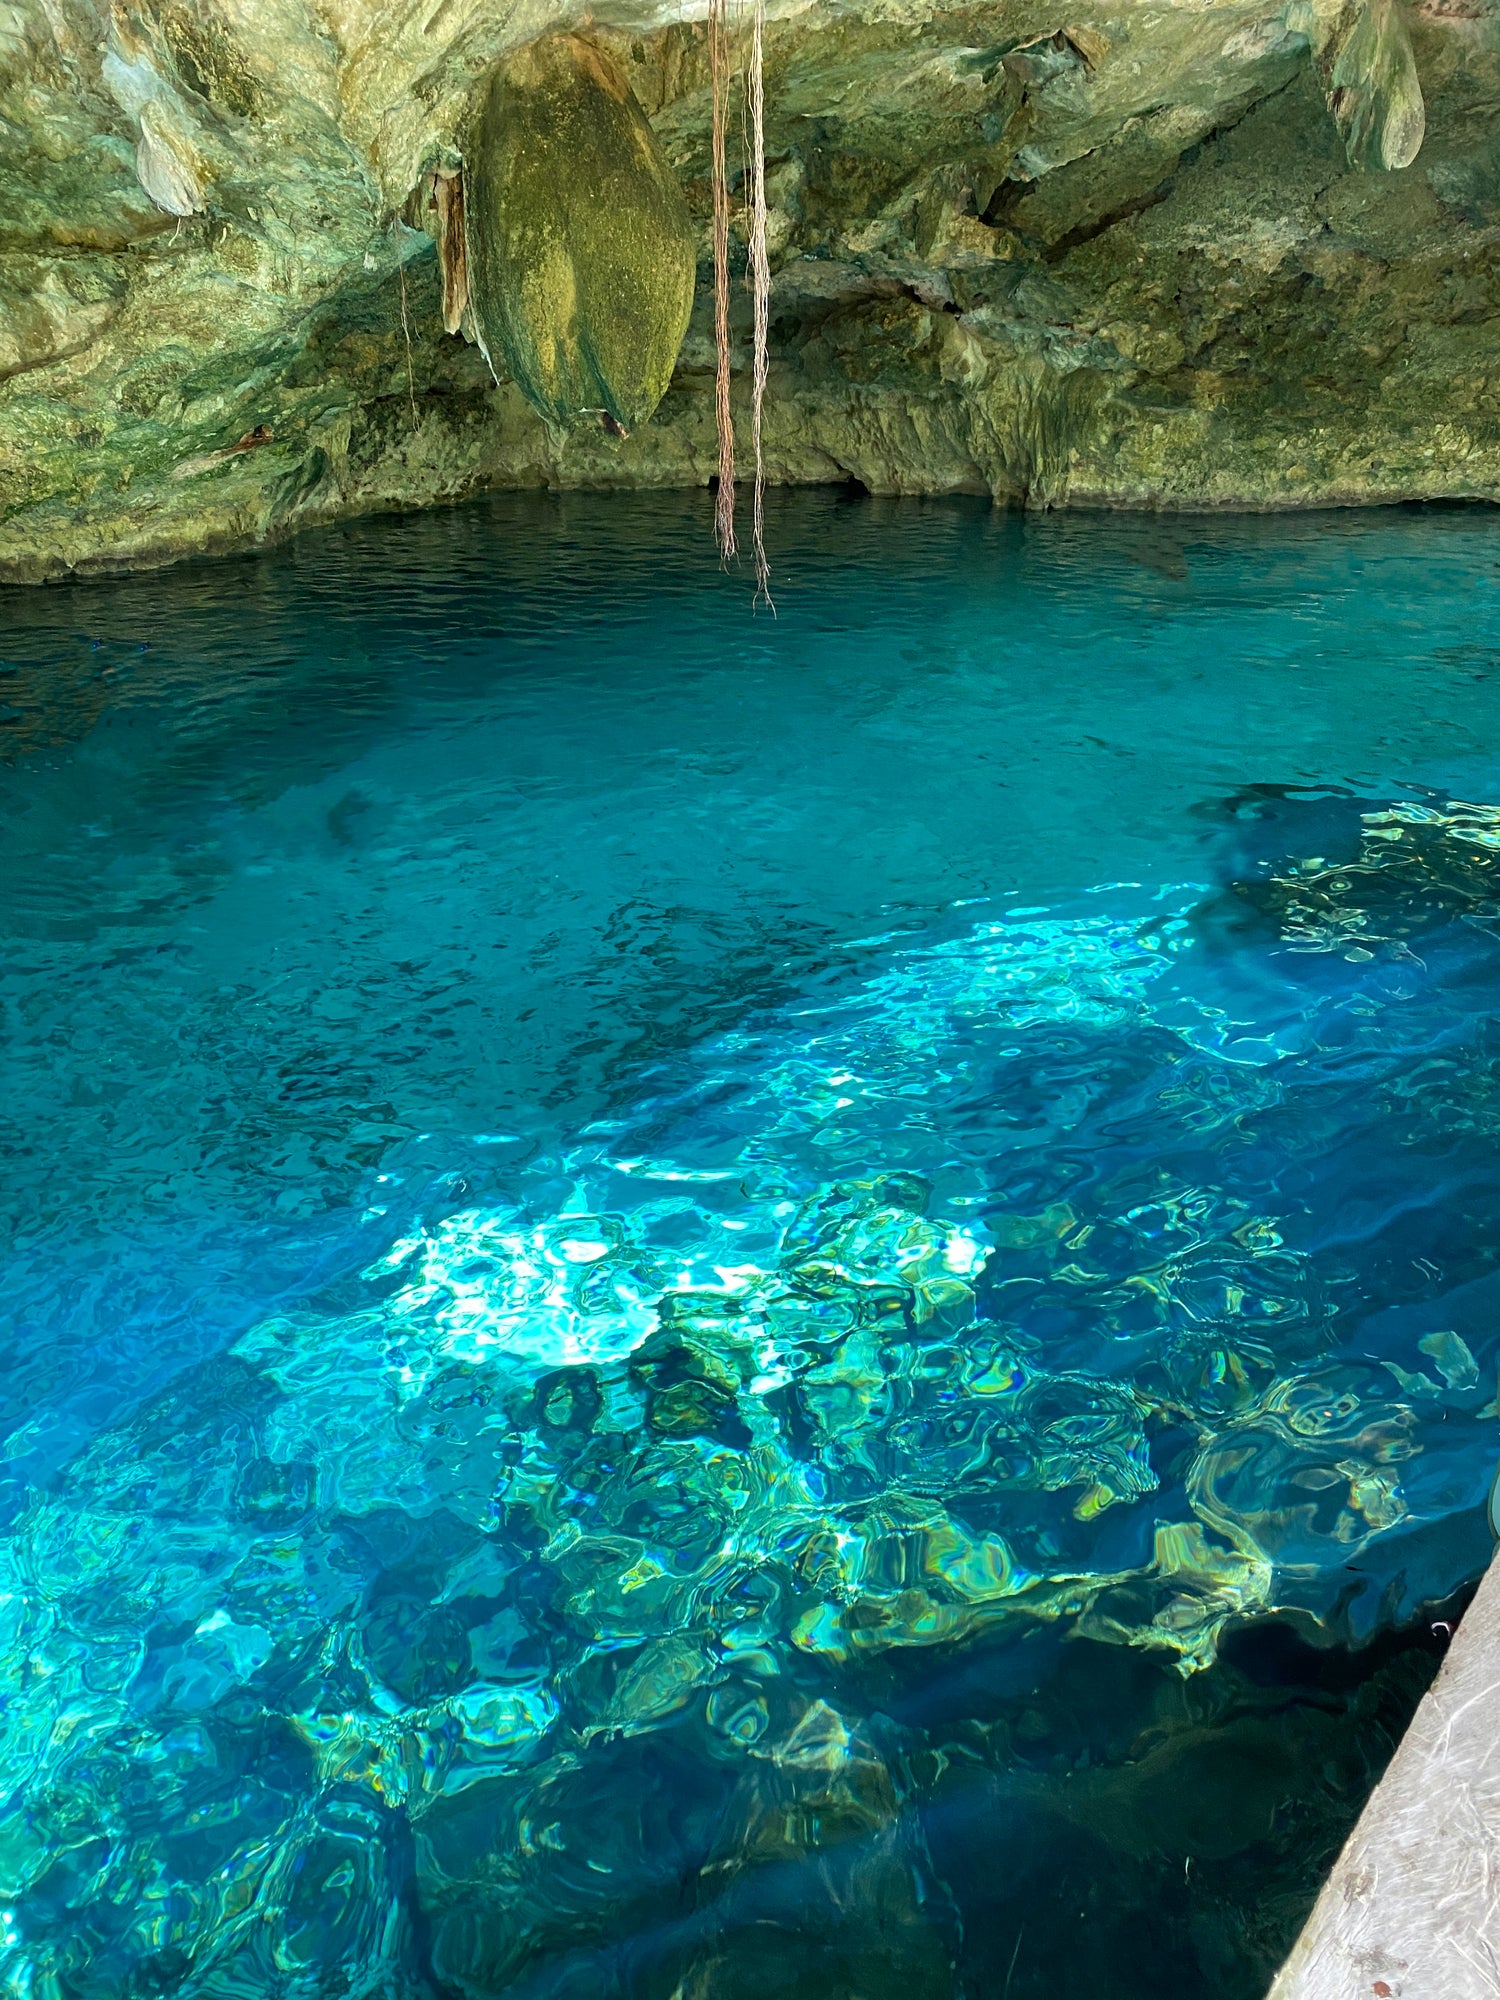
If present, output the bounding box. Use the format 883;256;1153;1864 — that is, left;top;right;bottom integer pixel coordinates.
1;492;1499;1997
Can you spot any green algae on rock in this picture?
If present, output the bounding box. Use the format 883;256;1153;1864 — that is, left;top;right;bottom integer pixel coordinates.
464;34;696;434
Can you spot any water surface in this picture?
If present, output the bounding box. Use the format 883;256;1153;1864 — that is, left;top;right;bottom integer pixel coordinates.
1;493;1498;1998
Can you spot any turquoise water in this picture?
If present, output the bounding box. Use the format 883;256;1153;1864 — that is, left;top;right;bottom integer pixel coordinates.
1;491;1498;1997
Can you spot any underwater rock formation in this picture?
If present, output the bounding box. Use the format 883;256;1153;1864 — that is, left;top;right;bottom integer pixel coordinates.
465;35;696;434
0;787;1494;1995
0;0;1498;578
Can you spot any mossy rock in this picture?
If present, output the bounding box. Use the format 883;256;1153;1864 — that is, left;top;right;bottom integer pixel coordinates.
464;33;696;434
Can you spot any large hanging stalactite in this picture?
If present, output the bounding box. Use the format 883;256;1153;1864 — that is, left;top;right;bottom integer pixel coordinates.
1324;0;1425;171
463;33;696;435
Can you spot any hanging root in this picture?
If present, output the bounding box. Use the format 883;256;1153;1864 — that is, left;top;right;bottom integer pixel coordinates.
392;217;419;429
708;0;773;602
709;0;736;562
746;0;773;609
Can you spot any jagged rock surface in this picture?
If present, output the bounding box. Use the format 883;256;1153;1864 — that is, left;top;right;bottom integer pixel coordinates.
0;0;1497;581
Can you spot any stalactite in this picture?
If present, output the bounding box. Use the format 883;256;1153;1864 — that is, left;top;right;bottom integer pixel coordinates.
465;35;695;432
432;168;470;337
746;0;773;608
708;0;736;561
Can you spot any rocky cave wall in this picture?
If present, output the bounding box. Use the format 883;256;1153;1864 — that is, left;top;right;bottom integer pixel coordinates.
0;0;1497;582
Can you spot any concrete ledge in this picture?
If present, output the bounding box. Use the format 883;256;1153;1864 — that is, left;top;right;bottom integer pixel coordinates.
1269;1551;1500;2000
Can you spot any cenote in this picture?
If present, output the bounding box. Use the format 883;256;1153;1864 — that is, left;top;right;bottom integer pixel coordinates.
2;490;1498;2000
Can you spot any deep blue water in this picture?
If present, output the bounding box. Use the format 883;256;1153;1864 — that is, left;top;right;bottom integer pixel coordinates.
1;491;1498;1998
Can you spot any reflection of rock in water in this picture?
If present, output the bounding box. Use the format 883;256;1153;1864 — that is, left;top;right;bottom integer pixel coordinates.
1121;527;1192;582
0;647;116;757
1191;781;1376;870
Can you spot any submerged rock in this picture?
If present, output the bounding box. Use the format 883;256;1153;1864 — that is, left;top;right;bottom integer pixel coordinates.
464;33;696;434
0;814;1494;1992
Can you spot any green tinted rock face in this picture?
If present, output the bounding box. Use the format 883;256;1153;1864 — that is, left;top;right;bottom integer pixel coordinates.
0;0;1497;581
465;34;695;433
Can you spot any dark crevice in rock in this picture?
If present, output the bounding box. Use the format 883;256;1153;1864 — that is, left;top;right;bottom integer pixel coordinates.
826;461;873;494
1173;66;1312;174
1042;179;1177;260
898;278;963;315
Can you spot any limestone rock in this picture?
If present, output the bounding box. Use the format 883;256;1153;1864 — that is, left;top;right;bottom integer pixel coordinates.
464;33;696;434
0;0;1493;581
102;12;209;215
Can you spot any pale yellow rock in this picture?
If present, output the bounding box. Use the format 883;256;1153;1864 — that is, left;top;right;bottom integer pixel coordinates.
135;99;206;216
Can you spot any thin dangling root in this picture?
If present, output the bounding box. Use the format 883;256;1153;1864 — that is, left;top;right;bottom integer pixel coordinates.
709;0;736;562
746;0;773;609
392;217;419;428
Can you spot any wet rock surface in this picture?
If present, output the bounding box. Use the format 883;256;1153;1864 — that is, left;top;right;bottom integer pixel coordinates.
0;0;1498;577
